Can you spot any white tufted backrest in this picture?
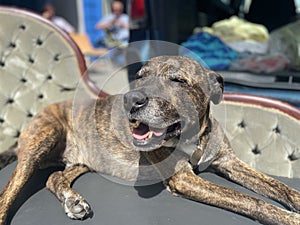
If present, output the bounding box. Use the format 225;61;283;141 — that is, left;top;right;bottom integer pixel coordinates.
212;93;300;178
0;7;101;152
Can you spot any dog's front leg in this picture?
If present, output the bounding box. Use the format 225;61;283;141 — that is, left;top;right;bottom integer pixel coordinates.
166;161;300;225
46;164;92;220
212;148;300;214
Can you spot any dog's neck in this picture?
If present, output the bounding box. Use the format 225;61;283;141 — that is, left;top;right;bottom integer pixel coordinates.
178;106;222;171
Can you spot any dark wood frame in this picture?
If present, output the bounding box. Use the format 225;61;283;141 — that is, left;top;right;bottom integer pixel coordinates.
223;92;300;120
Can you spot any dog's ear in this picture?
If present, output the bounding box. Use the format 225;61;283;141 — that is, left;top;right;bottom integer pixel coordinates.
208;72;224;104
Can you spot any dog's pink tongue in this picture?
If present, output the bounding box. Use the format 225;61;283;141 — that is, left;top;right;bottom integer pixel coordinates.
133;123;150;140
151;127;165;137
132;124;166;140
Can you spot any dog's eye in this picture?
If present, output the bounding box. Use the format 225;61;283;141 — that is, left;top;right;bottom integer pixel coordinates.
170;77;188;84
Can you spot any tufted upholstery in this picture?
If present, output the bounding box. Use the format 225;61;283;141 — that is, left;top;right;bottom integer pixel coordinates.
212;93;300;178
0;6;104;152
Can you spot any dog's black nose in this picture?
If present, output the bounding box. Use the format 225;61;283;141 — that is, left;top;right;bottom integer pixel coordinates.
124;90;148;113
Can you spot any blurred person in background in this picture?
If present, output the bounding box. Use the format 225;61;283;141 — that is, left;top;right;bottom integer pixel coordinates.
0;0;75;33
95;0;129;48
42;4;75;33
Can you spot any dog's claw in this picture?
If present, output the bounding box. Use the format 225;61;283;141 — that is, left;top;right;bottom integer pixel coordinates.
64;196;93;220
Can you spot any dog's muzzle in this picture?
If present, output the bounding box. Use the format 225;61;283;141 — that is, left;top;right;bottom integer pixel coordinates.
123;91;182;150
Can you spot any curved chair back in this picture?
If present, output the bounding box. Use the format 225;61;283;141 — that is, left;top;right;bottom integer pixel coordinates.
0;6;105;152
212;93;300;178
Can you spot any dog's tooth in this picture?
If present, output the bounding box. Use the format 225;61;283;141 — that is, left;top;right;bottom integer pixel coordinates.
148;131;153;139
132;120;140;128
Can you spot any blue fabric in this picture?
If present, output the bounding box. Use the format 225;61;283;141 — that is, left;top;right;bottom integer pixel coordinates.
83;0;104;46
181;32;238;70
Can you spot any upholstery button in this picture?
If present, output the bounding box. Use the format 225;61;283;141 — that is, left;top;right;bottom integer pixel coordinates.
288;150;299;161
54;54;61;61
19;24;26;30
28;56;35;64
238;120;246;128
38;94;44;99
288;153;298;161
14;130;20;138
252;145;261;155
0;61;5;67
6;99;14;104
27;112;33;118
20;78;27;83
36;38;43;46
9;42;16;48
273;126;281;134
47;75;52;80
0;118;4;123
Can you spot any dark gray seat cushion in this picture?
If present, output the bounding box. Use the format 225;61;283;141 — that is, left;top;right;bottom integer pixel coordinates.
1;161;300;225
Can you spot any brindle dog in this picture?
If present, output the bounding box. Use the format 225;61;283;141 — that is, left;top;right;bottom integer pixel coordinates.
0;56;300;225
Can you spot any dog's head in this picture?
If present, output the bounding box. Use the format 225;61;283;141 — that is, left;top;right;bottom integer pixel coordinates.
124;56;224;151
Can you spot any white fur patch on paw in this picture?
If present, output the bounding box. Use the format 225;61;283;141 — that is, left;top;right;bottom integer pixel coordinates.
63;195;92;220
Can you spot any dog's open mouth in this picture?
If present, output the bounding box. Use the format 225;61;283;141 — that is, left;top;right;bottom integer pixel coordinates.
130;120;181;148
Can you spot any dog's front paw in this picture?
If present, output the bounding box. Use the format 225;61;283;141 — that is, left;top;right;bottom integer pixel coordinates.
63;196;93;220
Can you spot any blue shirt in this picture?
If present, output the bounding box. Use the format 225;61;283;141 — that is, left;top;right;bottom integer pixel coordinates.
100;13;129;43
